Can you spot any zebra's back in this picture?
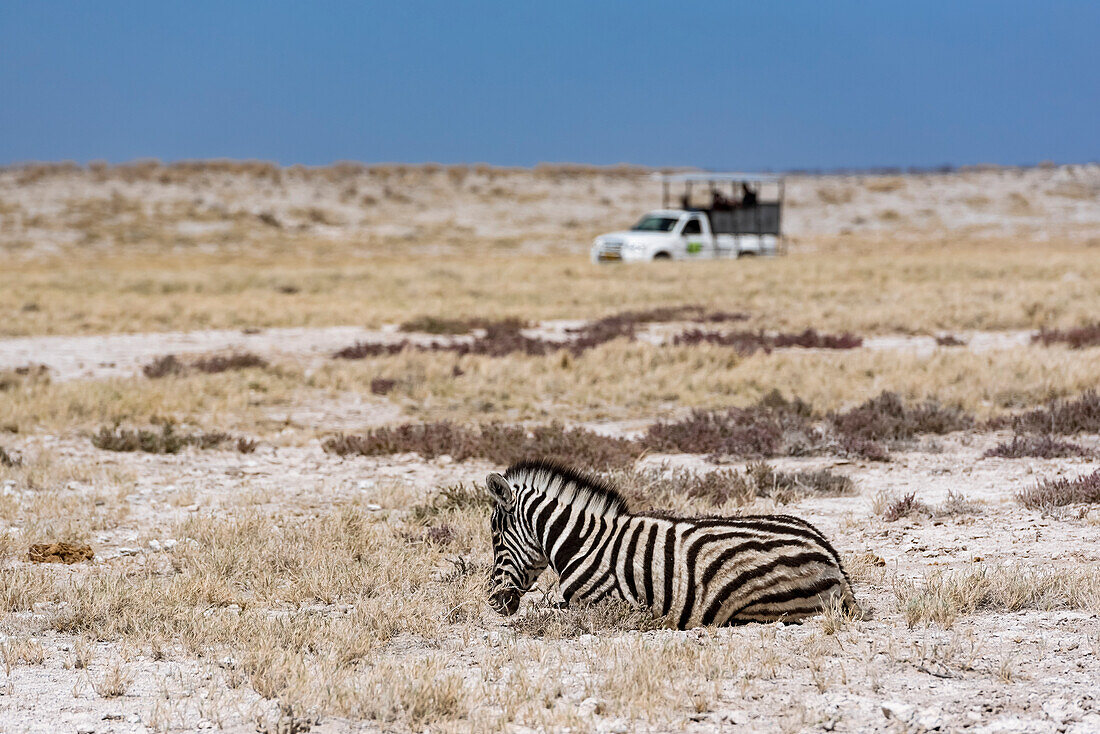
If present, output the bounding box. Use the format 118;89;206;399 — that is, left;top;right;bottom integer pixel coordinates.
606;513;857;627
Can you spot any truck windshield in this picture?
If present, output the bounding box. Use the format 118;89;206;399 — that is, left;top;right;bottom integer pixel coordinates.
632;216;679;232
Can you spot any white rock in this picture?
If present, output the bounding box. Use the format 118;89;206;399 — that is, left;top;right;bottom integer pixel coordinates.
164;539;178;550
881;701;915;721
1068;714;1100;734
578;697;606;716
357;479;376;490
366;503;382;511
974;716;1057;734
1043;698;1082;724
916;706;944;731
118;547;140;556
600;718;628;733
148;540;162;552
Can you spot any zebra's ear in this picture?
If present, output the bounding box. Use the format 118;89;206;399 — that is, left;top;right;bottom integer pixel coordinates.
485;473;515;509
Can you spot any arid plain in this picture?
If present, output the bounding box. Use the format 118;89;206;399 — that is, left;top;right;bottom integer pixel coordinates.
1;161;1099;733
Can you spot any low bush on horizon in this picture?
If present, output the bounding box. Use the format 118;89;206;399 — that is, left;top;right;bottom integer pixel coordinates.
984;434;1092;459
339;306;755;362
641;391;821;459
935;334;967;347
91;423;258;454
673;328;862;355
0;365;51;392
877;490;982;522
324;422;641;471
1016;469;1100;510
829;391;973;442
0;446;21;467
324;390;1100;469
1033;324;1100;349
143;351;268;378
1001;391;1100;435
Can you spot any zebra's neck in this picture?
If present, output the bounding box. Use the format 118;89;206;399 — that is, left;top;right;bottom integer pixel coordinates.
505;462;629;576
518;490;627;576
506;461;628;522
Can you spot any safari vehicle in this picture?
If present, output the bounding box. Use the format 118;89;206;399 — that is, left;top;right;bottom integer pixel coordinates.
591;173;785;263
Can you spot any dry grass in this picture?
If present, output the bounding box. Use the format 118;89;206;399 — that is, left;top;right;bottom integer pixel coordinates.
311;342;1100;425
896;565;1100;628
0;368;301;433
611;462;854;511
0;365;50;392
1;638;46;667
408;483;493;525
509;599;667;638
2;341;1097;439
92;659;133;698
6;240;1100;338
0;452;135;546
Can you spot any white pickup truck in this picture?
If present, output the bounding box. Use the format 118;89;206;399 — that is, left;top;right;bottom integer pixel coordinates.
591;173;785;263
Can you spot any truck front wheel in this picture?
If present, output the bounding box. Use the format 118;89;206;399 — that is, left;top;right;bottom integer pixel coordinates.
652;252;671;260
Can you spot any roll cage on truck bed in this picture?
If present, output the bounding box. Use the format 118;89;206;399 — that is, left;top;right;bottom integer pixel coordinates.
591;172;786;263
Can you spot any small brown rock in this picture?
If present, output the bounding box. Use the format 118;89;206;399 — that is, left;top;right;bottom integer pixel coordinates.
28;542;94;564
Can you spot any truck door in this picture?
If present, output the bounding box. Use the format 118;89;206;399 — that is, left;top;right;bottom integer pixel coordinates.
679;214;710;258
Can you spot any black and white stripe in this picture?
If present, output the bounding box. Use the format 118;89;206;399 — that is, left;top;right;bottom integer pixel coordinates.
486;459;861;627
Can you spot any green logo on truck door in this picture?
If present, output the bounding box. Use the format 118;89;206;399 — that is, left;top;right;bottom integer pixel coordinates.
687;240;702;254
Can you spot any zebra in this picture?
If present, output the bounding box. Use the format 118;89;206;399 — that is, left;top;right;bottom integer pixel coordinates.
486;459;862;627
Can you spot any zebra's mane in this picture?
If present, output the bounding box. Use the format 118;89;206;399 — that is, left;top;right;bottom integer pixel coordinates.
504;459;629;518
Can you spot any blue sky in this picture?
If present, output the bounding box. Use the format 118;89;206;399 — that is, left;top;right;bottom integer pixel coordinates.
1;1;1097;169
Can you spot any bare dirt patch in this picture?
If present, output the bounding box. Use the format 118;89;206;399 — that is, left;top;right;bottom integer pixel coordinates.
27;542;95;564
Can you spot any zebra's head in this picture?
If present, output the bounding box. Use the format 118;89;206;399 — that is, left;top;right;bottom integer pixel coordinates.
485;471;547;616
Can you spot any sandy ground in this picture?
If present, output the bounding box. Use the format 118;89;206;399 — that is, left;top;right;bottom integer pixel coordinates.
2;429;1099;732
2;162;1099;732
0;323;1037;383
3;163;1099;259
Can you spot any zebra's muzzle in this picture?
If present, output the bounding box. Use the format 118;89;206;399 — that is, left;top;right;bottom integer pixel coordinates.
489;587;521;616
